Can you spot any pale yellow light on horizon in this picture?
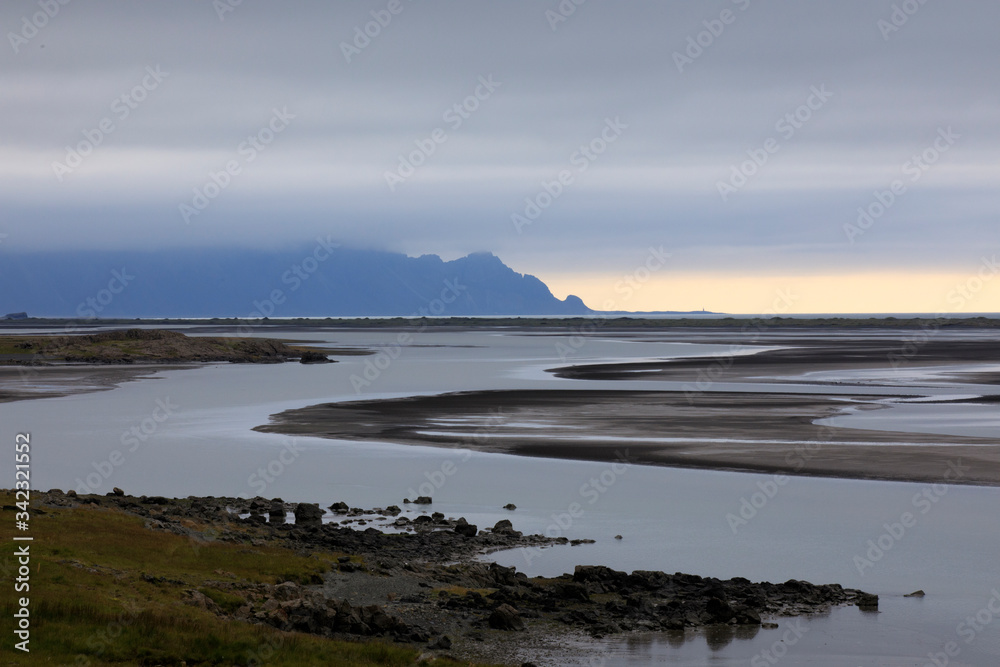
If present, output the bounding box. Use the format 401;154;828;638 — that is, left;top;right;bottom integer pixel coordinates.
542;270;1000;315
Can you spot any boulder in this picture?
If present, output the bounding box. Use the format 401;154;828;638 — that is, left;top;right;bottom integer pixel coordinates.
112;487;125;497
492;519;515;534
856;593;879;610
329;501;349;513
488;604;525;631
705;596;735;623
299;350;333;364
454;521;478;538
294;503;324;526
555;582;591;602
413;496;432;505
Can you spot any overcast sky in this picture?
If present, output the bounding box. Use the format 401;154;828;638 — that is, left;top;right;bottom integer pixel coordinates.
2;0;998;312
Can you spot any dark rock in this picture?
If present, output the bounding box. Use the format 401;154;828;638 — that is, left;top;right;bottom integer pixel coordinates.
299;350;332;364
705;597;735;623
856;593;879;610
504;503;517;510
293;503;324;526
428;635;452;650
556;582;591;602
112;487;125;497
455;522;478;537
488;604;525;631
614;534;623;540
492;519;515;534
329;501;349;513
905;590;925;598
414;496;432;505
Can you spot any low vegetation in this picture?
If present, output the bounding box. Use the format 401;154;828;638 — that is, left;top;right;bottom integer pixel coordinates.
0;329;320;364
0;492;492;666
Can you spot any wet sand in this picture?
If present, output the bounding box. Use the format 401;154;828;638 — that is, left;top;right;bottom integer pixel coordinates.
548;336;1000;384
255;389;1000;487
0;365;183;403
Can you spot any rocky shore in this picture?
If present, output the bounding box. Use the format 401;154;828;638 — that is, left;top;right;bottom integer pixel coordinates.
31;489;879;665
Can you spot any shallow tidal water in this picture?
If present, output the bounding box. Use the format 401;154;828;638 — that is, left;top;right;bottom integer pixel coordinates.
2;327;999;665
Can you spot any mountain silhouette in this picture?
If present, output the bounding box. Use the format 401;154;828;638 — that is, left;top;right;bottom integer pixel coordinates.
0;245;591;318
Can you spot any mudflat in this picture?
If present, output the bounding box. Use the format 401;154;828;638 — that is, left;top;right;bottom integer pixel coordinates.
256;331;1000;486
255;389;1000;486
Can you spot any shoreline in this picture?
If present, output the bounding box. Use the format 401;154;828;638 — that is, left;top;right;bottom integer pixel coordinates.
11;489;880;665
3;315;1000;329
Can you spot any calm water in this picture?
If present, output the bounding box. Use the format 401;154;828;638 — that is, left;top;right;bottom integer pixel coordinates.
2;327;998;665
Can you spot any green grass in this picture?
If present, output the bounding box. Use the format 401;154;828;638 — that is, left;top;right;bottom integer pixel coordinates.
1;493;500;666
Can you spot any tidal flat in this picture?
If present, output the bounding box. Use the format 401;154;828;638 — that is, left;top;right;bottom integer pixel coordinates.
2;321;999;664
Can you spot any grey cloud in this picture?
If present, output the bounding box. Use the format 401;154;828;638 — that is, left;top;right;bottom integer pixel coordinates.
0;0;997;279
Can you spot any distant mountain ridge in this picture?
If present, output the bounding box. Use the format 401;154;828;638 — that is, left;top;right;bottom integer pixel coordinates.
0;246;591;318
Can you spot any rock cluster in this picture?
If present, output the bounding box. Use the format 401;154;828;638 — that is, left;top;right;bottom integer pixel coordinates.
30;489;882;654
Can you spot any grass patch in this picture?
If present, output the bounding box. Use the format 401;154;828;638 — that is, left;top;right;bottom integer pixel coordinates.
0;493;498;666
199;587;246;614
